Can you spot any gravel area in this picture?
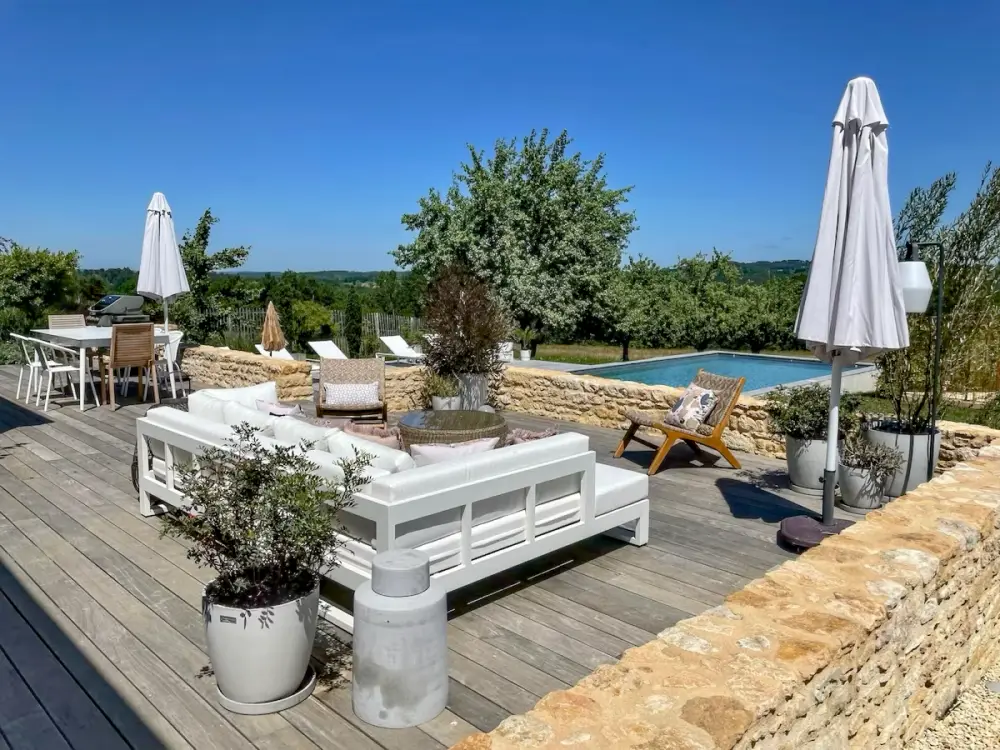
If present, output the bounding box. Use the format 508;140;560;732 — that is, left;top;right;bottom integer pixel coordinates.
908;660;1000;749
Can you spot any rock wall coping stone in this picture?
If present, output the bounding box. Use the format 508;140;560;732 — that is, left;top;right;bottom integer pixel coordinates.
451;445;1000;749
182;345;313;401
384;365;1000;469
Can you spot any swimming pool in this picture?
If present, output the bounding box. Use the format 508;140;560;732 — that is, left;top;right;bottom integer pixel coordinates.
580;352;873;394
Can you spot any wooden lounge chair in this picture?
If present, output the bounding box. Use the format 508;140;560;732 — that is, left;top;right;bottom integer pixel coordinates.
614;370;745;475
316;357;387;422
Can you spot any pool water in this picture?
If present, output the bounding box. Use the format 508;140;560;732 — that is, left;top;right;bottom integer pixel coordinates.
582;352;862;392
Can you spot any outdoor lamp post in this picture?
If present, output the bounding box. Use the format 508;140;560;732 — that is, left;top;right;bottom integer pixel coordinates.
901;241;945;480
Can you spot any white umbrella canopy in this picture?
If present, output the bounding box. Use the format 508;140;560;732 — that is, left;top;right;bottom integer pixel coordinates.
782;76;910;544
136;192;189;327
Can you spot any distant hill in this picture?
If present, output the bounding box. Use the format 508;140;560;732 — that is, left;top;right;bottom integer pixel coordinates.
232;270;388;284
735;259;809;282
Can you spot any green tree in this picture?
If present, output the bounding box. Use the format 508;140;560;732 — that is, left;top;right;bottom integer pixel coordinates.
344;287;363;357
372;271;400;315
284;299;333;352
394;129;636;340
599;257;672;360
0;243;81;334
171;209;250;343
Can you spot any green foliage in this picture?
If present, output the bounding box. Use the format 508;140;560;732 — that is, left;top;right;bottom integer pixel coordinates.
344;287;363;358
395;129;636;340
283;299;333;353
423;265;511;378
841;434;904;489
878;164;1000;432
513;327;538;351
422;371;460;404
160;424;370;609
0;340;21;365
763;383;862;441
0;243;81;338
172;209;251;343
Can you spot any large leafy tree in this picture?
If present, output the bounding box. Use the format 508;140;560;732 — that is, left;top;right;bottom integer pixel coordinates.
598;257;672;360
0;243;81;335
171;209;250;343
394;129;636;339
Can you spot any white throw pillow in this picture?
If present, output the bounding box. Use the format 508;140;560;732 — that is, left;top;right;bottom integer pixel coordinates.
323;382;380;408
221;401;278;434
256;400;302;417
410;437;500;467
187;392;227;423
271;418;340;451
327;431;416;473
198;381;279;409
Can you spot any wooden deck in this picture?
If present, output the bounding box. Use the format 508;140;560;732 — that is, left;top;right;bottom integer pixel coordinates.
0;364;844;749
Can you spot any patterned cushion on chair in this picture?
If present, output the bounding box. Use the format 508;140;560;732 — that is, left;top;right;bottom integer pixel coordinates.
323;382;380;408
664;384;717;431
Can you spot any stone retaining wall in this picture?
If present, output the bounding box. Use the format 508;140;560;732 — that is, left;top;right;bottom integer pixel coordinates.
181;345;312;401
384;365;1000;469
452;446;1000;750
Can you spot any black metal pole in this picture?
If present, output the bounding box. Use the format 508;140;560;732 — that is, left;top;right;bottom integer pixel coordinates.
929;243;945;480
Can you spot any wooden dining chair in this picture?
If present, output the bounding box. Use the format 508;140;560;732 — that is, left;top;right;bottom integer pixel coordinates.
100;323;159;409
47;314;86;329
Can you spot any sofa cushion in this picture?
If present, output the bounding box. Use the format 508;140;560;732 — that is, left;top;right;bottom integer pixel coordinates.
303;449;390;487
221;401;278;434
271;418;341;451
594;462;648;516
410;437;499;467
196;381;279;409
327;431;416;473
187;392;227;422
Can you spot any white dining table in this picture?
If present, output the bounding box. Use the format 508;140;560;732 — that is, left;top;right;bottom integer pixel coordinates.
31;326;174;410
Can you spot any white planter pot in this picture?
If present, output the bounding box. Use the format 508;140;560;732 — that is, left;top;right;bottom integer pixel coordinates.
864;423;942;498
205;581;319;712
457;373;489;410
785;436;828;495
838;464;888;511
431;395;461;411
519;350;531;361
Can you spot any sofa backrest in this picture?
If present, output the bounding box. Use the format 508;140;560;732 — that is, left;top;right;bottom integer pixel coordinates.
191;381;279;410
365;432;590;504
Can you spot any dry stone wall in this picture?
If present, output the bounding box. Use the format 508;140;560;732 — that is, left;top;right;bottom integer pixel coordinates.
182;346;312;401
452;446;1000;750
383;365;1000;468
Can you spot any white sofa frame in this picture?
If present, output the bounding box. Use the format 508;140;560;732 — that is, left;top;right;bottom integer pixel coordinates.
135;416;649;632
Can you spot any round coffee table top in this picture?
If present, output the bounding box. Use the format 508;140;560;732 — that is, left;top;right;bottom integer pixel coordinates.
398;410;505;432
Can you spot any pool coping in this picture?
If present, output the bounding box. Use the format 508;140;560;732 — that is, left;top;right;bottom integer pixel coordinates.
571;350;878;396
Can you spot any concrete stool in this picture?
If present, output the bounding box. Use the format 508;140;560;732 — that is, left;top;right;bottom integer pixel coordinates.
352;550;448;728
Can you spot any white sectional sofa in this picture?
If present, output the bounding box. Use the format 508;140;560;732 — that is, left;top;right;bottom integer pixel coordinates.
135;382;650;631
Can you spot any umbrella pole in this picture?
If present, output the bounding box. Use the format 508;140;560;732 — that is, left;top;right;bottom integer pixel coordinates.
822;357;843;525
163;299;177;399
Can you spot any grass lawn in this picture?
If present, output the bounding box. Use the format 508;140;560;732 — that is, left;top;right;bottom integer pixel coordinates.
856;393;994;427
534;342;816;365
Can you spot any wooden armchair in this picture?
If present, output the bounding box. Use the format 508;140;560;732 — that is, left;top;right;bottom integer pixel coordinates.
614;370;745;475
316;357;386;422
100;323;159;409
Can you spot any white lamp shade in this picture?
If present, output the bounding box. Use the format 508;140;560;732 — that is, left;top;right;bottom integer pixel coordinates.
899;260;933;314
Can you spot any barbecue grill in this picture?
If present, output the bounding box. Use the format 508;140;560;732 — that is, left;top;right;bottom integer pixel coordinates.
87;295;151;326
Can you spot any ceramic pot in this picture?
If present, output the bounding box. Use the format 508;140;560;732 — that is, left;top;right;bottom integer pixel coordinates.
785;436;828;495
864;423;941;497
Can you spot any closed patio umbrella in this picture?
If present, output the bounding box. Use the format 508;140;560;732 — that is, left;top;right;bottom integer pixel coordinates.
137;192;189;397
778;76;909;549
261;301;286;355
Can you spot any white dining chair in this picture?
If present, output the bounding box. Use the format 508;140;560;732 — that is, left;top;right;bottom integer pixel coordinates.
10;333;42;402
32;340;100;412
156;330;188;396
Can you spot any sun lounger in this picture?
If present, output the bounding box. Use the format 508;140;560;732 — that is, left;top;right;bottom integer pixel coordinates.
308;340;348;359
379;335;424;362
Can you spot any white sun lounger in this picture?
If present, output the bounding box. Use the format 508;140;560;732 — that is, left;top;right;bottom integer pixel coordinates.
254;344;295;360
308;340;348;360
379;335;424;362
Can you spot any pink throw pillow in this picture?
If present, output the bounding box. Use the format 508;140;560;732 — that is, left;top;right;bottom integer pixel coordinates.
409;437;500;467
345;422;401;449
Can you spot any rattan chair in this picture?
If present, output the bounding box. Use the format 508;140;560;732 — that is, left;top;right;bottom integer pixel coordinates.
316;357;386;422
99;323;159;409
614;369;745;475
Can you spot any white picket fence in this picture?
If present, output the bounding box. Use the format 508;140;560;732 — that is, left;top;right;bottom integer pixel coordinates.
221;307;422;355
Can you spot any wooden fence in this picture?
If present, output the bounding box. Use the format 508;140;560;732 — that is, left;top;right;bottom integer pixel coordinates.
220;307;423;355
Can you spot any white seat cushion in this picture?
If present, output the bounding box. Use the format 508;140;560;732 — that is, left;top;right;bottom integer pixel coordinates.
594;463;648;515
221;401;277;434
187;392;227;422
327;431;416;474
271;418;341;450
196;381;279;409
303;449;391;488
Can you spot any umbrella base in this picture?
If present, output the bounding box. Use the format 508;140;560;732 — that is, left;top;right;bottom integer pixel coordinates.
777;516;853;551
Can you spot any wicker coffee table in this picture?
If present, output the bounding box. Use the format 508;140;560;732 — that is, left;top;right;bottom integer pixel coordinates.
397;410;507;449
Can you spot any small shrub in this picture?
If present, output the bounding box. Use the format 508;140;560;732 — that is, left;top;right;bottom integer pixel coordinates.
160;424;371;609
422;372;459;405
0;339;21;365
842;434;904;489
764;383;862;441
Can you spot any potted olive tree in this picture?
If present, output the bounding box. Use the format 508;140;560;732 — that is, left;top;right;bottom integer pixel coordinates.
838;434;904;512
764;383;861;495
423;265;511;410
162;424;370;714
424;372;461;411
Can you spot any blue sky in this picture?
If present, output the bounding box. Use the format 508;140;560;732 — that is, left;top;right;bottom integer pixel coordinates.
1;1;997;271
